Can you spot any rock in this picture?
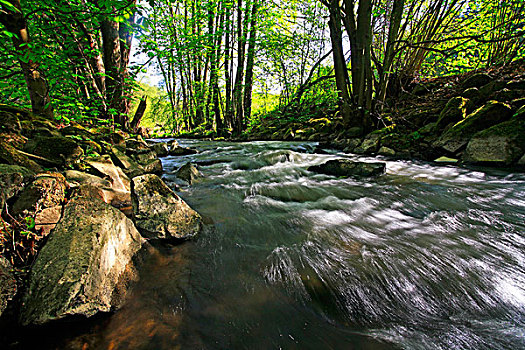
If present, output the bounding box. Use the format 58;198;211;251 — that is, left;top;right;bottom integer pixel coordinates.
461;87;481;102
342;138;362;153
24;136;83;166
34;205;62;236
479;80;508;99
109;146;145;179
175;162;200;185
0;164;34;212
0;109;22;134
514;105;525;120
20;196;144;325
434;156;459;164
108;132;126;146
463;73;492;89
490;88;524;103
378;146;396;156
506;80;525;90
12;173;67;217
0;256;16;317
151;142;169;157
167;139;179;150
435;101;513;154
436;96;468;130
512;97;525;110
518;154;525;166
59;125;94;139
354;133;381;154
0;140;42;172
64;170;112;189
131;174;202;240
125;138;150;155
168;146;198;156
142;159;163;175
463;119;525;165
133;150;157;165
308;159;386;178
86;156;131;192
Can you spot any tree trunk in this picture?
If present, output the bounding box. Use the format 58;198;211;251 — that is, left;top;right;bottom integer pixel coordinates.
0;0;53;118
243;0;258;127
130;96;147;133
101;15;121;122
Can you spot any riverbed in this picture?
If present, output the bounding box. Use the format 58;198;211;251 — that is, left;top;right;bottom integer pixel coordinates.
17;140;525;349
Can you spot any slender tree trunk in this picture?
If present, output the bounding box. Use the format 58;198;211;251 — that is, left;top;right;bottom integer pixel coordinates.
101;15;121;122
243;0;258;127
0;0;53;118
130;96;147;133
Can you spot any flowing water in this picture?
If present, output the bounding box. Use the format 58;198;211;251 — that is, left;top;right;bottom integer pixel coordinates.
13;140;525;349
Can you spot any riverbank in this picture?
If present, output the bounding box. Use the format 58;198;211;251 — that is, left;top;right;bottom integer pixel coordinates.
176;60;525;170
0;108;205;335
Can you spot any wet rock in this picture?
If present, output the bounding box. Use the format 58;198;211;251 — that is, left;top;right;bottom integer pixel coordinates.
131;174;202;240
34;205;62;236
20;196;144;325
0;256;16;317
168;146;198;156
434;156;459;164
463;73;492;89
378;146;396;156
0;140;42;172
24;136;83;166
308;159;386;178
12;173;67;217
0;164;34;212
463;119;525;165
436;96;468;130
175;163;200;185
151;142;169;157
434;101;513;154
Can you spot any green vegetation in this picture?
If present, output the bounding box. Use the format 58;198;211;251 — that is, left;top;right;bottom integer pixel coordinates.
0;0;523;137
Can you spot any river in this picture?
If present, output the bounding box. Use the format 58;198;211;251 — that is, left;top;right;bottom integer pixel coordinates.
16;140;525;349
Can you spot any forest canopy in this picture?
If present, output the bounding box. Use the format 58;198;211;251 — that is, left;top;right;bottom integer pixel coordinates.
0;0;523;136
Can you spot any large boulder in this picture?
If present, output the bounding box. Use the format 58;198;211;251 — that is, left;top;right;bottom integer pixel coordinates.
434;101;513;154
0;164;34;212
435;96;468;130
109;146;145;178
23;136;83;166
20;196;145;325
463;119;525;165
0;140;42;172
308;159;386;178
151;142;169;157
131;174;202;240
168;146;198;156
86;156;130;192
12;173;67;217
353;133;381;154
0;256;16;318
463;73;492;89
65;169;132;214
175;162;200;185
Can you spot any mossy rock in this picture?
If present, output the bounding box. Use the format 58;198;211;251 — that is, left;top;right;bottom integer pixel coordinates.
490;88;524;103
436;96;469;130
479;80;508;99
435;101;513;154
513;105;525;120
463;73;492;89
463;119;525;165
0;140;42;172
24;136;84;166
506;80;525;90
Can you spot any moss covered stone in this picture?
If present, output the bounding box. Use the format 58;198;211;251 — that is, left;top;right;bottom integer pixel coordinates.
436;96;469;130
24;136;83;166
435;101;513;154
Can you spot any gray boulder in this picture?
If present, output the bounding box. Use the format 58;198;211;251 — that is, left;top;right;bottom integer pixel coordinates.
463;119;525;165
308;159;386;178
434;101;513;154
175;162;200;185
168;146;198;156
0;256;16;317
131;174;202;240
20;196;144;325
151;142;169;157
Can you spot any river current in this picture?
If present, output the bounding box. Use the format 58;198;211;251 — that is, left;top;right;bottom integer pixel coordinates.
18;140;525;349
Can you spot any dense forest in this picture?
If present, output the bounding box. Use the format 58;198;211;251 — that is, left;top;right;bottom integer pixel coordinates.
0;0;523;137
1;1;525;348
